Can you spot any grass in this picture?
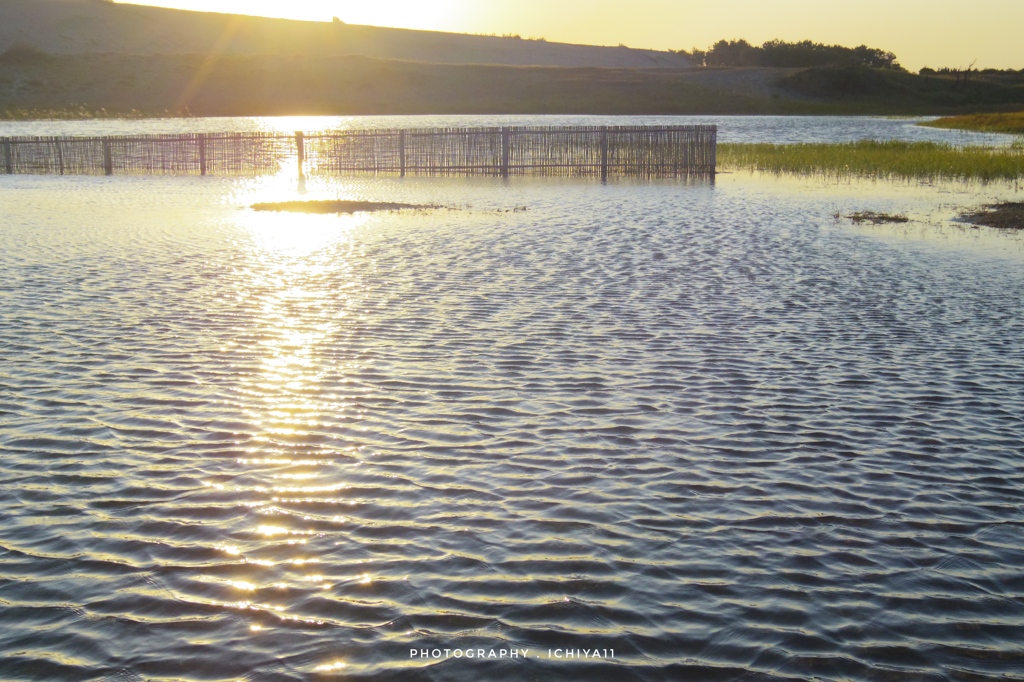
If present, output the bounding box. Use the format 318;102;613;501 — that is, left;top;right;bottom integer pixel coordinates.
920;112;1024;135
778;66;1024;112
718;140;1024;181
0;106;158;120
0;52;817;118
3;51;1024;119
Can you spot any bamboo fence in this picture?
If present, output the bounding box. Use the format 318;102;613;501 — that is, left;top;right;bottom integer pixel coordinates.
1;126;716;179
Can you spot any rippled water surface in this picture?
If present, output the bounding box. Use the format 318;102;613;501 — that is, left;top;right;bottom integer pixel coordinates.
1;166;1024;681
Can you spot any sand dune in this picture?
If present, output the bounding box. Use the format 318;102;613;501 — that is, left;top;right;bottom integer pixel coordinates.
0;0;693;68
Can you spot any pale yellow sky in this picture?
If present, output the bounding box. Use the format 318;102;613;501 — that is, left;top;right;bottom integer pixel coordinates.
115;0;1024;70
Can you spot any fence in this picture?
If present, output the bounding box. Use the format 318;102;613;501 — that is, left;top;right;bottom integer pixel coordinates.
1;126;716;180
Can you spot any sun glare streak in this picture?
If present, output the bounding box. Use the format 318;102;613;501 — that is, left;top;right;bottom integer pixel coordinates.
175;16;243;112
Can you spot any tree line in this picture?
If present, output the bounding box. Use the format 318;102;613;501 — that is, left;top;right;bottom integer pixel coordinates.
685;39;903;71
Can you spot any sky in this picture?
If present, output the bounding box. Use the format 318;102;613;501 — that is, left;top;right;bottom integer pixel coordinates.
113;0;1024;71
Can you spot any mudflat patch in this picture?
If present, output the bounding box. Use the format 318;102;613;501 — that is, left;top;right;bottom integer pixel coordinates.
845;211;909;225
251;200;437;214
960;202;1024;230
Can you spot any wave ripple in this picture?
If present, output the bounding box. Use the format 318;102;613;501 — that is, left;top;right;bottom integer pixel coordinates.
1;175;1023;681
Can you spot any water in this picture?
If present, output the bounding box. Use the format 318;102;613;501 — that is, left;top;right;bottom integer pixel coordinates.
0;114;1018;147
1;118;1024;682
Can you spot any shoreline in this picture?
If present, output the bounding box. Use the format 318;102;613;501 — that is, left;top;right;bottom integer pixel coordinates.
919;112;1024;135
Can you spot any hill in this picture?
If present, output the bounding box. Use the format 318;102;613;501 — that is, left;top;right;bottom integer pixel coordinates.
779;66;1024;110
0;0;692;69
1;0;1022;118
0;51;802;117
4;49;1023;119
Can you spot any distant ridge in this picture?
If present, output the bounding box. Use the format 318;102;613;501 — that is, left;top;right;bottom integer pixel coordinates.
6;0;1017;118
0;0;693;68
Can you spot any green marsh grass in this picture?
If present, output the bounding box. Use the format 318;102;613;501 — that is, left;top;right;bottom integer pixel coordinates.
718;140;1024;181
920;112;1024;136
0;107;154;120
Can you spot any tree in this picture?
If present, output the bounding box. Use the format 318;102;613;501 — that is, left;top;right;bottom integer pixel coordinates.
684;39;903;71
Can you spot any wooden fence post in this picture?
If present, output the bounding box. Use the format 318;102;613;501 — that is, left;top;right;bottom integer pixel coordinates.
600;128;609;182
56;141;65;176
198;134;207;176
102;138;113;176
295;131;305;179
680;129;688;178
710;128;717;177
500;127;510;178
3;138;13;174
399;130;406;177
